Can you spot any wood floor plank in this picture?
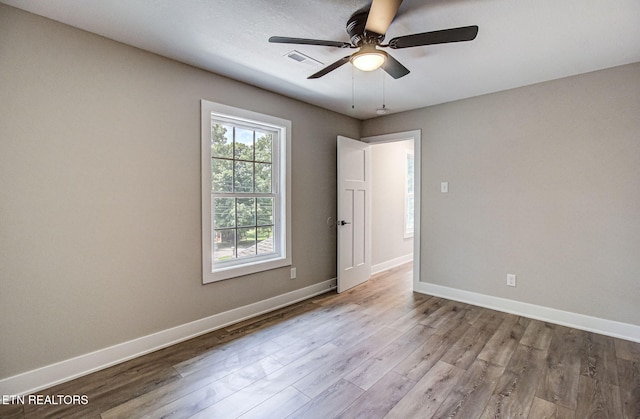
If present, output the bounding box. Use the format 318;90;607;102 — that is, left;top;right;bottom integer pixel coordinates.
615;338;640;361
292;326;404;398
430;313;475;346
385;295;442;332
357;284;408;313
383;360;465;419
345;324;434;390
535;325;586;410
186;343;339;419
580;332;619;386
270;305;372;366
432;359;504;419
329;314;394;349
520;319;555;350
237;386;310;419
478;314;530;367
24;363;181;419
223;300;317;334
528;397;576;419
172;333;276;376
575;375;623;419
132;378;236;419
0;404;24;419
412;295;448;319
470;307;507;330
420;300;475;329
203;306;315;357
174;339;282;378
101;371;210;418
287;379;364;419
616;357;640;419
269;303;362;348
440;311;505;370
392;332;452;382
356;289;427;330
312;267;404;308
117;356;283;419
480;344;546;418
335;371;416;419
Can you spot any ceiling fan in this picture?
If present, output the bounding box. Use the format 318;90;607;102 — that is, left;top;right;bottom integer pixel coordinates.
269;0;478;80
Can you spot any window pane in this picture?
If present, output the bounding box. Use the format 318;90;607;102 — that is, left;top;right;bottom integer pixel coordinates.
211;123;233;159
213;229;235;262
257;226;274;255
255;132;272;163
257;198;273;226
212;158;233;192
234;161;254;193
213;197;235;228
235;128;254;161
255;163;272;193
406;195;414;231
237;227;257;257
236;198;256;227
407;154;414;194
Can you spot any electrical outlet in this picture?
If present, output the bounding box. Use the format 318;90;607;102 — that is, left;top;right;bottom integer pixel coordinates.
506;274;517;287
290;267;297;279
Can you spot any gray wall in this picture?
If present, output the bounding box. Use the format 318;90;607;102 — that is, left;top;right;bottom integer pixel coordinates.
371;140;414;266
0;5;360;379
363;63;640;326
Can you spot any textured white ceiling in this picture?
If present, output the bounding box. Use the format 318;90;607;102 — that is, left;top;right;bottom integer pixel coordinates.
3;0;640;119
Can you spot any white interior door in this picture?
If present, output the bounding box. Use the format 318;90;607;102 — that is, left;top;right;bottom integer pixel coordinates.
337;136;371;293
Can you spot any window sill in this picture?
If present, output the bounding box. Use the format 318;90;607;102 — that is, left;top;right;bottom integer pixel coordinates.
203;256;291;283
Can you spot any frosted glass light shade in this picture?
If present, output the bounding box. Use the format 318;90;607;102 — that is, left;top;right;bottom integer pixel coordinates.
351;47;387;72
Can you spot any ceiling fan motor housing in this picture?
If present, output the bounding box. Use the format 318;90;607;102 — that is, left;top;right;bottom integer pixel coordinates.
347;11;384;46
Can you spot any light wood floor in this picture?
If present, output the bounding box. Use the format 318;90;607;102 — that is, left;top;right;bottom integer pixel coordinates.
2;263;639;418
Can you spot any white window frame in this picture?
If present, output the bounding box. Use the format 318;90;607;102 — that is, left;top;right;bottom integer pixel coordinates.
404;151;414;239
201;100;291;283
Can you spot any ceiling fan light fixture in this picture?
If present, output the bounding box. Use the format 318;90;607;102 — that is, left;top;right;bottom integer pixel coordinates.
351;46;387;72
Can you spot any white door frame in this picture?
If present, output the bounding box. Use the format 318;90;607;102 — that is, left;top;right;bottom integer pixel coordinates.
361;130;421;290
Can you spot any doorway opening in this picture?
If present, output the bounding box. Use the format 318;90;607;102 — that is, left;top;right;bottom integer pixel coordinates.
370;139;414;271
363;130;421;290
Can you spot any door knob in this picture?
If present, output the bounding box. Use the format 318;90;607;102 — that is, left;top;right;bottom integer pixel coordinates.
339;220;351;226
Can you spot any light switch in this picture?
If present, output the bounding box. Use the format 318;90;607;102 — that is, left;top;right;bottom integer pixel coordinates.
441;182;448;193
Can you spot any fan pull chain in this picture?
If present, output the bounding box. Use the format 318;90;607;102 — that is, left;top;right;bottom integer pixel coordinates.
351;66;355;109
382;70;386;111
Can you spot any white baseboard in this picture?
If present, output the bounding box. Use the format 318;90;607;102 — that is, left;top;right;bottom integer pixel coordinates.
0;278;337;397
371;254;413;275
414;281;640;343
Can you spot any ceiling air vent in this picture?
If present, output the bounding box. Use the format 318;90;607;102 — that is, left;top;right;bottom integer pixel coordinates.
285;50;323;67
